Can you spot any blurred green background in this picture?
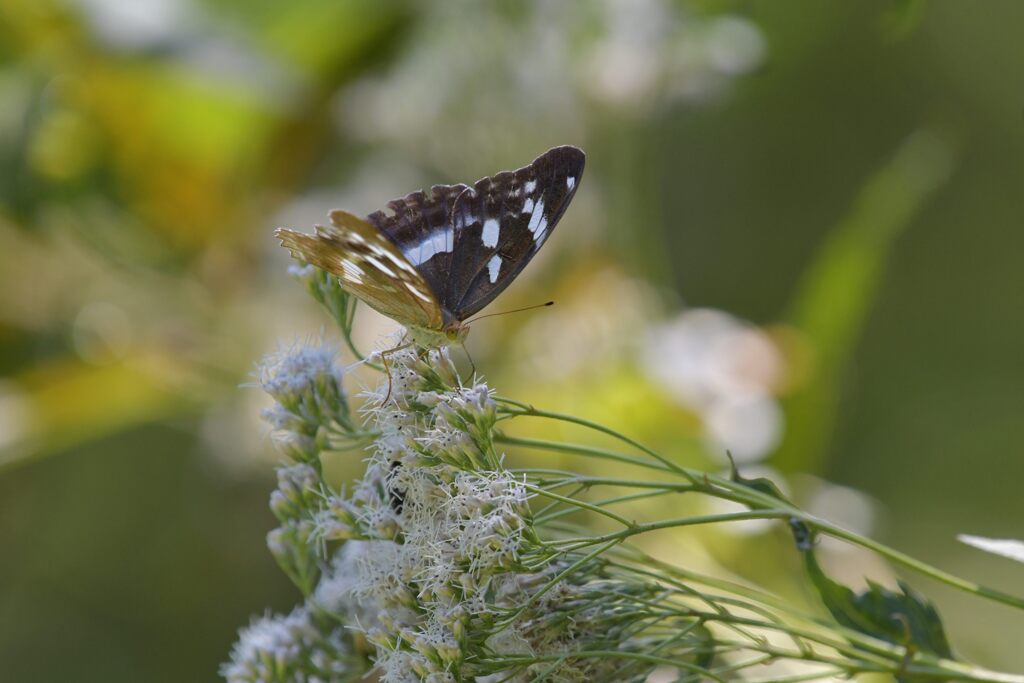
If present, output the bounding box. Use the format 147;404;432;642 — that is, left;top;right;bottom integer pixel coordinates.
2;0;1023;680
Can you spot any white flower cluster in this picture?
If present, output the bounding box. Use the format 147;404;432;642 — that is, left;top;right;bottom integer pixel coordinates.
225;343;367;682
332;347;533;681
221;607;351;683
257;342;350;461
643;309;785;463
227;338;685;682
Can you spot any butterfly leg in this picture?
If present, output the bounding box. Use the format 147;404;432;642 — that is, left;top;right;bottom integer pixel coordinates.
378;337;412;405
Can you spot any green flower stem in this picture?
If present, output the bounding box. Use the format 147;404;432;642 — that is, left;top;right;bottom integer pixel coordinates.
500;406;1024;613
544;510;792;553
495;400;698;483
616;558;1024;683
496;538;621;629
535;489;678;525
531;482;588;520
495;433;674;473
480;650;729;683
605;622;711;682
803;514;1024;612
733;669;848;683
693;608;1007;682
530;474;697;492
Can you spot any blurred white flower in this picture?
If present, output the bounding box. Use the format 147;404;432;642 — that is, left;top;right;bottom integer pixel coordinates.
644;309;785;462
803;477;877;540
704;393;783;463
72;301;134;364
705;16;767;76
74;0;194;49
336;0;766;171
0;381;34;456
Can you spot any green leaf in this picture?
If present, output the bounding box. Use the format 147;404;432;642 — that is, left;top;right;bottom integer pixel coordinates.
775;130;955;474
804;551;954;681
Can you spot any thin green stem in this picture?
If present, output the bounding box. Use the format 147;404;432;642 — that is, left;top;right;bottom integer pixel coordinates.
536;489;676;525
528;481;630;528
805;515;1024;611
502;408;1024;612
496;539;620;628
545;510;791;551
495;433;673;473
495;401;698;483
481;650;728;683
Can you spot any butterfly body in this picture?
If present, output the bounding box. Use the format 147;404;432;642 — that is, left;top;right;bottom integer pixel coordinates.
276;145;585;346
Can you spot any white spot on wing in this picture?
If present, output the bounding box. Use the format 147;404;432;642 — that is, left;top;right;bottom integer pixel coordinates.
487;254;502;283
482;218;500;248
527;198;547;238
380;248;418;274
522;197;534;214
536;227;551;247
406;284;432;302
403;228;453;266
566;176;576;190
341;259;364;284
524;180;536;194
364;255;396;278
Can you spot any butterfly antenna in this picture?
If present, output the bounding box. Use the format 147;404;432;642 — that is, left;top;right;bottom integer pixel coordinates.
465;301;554;325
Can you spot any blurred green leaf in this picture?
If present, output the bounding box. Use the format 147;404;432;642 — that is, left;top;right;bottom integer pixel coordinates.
804;550;955;680
0;354;209;473
775;129;956;473
880;0;931;41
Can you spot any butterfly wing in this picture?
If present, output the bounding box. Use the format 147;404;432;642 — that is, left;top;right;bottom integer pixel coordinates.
275;210;444;330
363;183;469;310
445;145;585;320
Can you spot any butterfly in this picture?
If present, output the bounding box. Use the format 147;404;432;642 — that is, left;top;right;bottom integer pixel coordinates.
275;145;585;348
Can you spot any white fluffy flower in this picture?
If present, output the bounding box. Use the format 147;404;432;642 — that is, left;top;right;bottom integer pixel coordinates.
256;342;350;459
233;340;672;682
221;607;349;683
258;342;341;407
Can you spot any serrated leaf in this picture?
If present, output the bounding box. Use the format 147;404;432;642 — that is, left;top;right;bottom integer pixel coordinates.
804;551;954;681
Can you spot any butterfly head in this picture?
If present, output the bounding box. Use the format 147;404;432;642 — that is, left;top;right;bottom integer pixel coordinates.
407;320;469;349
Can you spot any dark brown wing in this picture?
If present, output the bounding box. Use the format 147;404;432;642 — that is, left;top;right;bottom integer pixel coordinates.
445;145;585;320
363;183;469;312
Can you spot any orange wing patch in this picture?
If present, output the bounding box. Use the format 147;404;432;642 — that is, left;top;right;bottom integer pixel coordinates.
275;210;444;330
